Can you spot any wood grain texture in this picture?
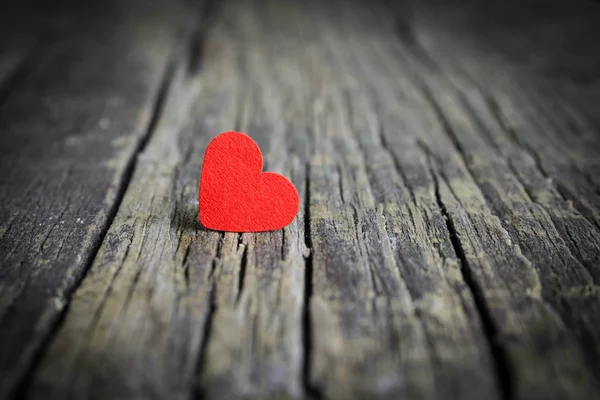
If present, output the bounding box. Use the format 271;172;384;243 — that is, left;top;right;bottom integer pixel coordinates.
32;2;309;399
29;64;212;399
1;0;599;399
0;0;199;397
386;1;600;393
407;0;600;229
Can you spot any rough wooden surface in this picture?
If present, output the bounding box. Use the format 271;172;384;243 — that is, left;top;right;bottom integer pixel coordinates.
1;0;600;399
0;0;200;397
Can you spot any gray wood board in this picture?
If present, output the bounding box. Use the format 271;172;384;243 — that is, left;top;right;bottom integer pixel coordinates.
0;0;201;397
0;0;599;399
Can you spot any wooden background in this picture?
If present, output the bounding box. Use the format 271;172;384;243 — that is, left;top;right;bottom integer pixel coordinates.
1;0;600;399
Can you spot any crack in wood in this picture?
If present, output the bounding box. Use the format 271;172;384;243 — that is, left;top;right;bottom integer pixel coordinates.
508;154;598;283
456;89;597;283
66;227;136;383
193;231;223;398
182;243;192;287
417;79;600;392
281;227;287;261
301;163;321;399
411;71;519;397
3;0;599;397
194;287;216;400
377;119;418;206
336;163;345;204
209;232;224;281
465;92;600;284
8;49;180;400
487;94;600;232
424;148;513;400
236;235;248;304
350;204;379;299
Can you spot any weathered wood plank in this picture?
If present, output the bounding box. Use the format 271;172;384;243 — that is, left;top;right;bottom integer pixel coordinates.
32;1;308;399
324;2;600;398
440;38;600;393
299;4;502;398
404;0;600;228
32;0;492;398
0;1;198;397
6;0;600;399
491;91;600;232
385;0;600;388
28;64;210;399
199;3;309;397
427;82;600;392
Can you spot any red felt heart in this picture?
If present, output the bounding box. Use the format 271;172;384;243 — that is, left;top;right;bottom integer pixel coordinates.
198;131;300;232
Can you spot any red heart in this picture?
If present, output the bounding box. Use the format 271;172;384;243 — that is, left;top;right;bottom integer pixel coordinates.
198;131;300;232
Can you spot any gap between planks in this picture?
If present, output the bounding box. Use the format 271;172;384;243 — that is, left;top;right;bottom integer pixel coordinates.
7;2;213;395
10;51;178;400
